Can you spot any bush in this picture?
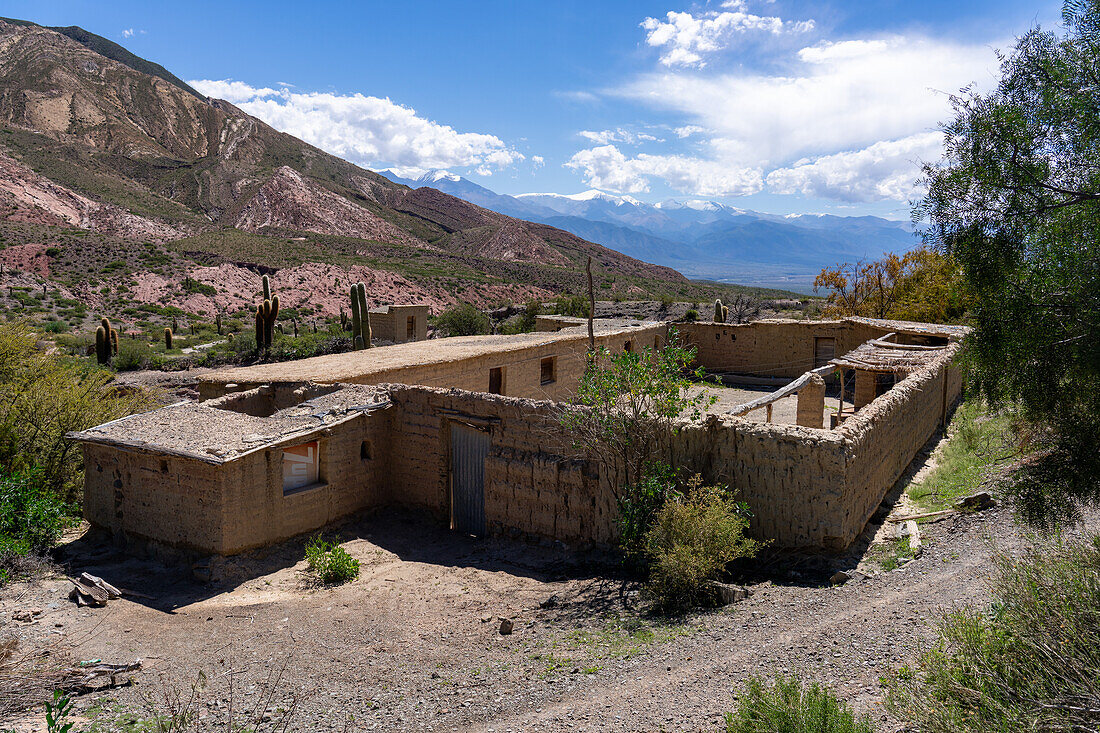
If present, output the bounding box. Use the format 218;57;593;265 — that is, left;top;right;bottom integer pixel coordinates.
683;309;699;322
726;677;875;733
304;535;359;585
644;478;763;611
433;304;490;337
553;295;590;319
617;461;680;567
889;535;1100;732
0;469;70;584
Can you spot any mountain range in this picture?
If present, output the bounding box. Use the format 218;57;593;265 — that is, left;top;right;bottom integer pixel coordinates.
381;171;920;291
0;17;720;329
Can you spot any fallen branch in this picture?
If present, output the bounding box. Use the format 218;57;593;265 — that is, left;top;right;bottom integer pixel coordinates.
887;509;957;523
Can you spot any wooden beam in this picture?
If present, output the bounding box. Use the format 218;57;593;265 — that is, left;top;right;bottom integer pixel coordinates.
728;365;833;417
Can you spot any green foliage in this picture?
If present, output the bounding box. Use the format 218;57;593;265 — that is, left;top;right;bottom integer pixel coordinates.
163;327;172;351
0;469;70;584
434;303;490;337
726;677;875;733
617;461;680;566
44;691;74;733
907;400;1015;512
683;309;699;322
553;294;591;319
304;535;360;585
0;321;155;500
500;300;541;334
644;477;762;611
180;277;215;296
560;327;716;490
920;2;1100;525
889;534;1100;732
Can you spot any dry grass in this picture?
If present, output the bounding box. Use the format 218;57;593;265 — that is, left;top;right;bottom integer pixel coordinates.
0;635;72;720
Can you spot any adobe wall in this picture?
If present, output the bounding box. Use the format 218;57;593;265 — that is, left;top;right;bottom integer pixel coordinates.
679;320;889;378
833;348;963;545
82;444;229;553
215;410;395;554
369;305;430;343
384;385;618;547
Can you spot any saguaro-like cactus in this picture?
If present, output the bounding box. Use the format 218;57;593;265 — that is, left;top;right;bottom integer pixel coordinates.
215;312;222;335
349;281;371;349
255;275;280;350
164;327;173;350
95;317;118;364
714;299;726;323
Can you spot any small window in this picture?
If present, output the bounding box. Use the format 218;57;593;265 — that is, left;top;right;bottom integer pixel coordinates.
406;316;416;340
814;337;836;368
282;441;321;495
624;341;633;352
654;336;661;350
540;356;556;385
488;366;504;395
360;440;372;460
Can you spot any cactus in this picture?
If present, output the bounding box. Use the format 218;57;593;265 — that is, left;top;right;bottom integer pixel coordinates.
349;282;371;349
95;325;109;364
164;327;173;350
714;299;725;323
215;312;222;335
262;274;271;303
254;276;280;350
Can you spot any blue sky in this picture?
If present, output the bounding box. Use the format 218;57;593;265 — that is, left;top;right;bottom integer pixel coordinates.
5;1;1063;218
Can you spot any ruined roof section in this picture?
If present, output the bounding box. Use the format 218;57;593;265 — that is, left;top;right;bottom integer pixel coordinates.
831;338;953;373
70;384;388;463
844;316;970;339
198;322;658;387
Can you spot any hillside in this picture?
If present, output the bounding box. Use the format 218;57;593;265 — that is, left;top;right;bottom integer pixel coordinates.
0;17;703;330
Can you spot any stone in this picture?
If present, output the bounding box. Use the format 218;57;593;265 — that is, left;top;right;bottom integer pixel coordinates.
13;608;43;622
498;618;514;635
830;571;852;585
539;594;560;609
709;582;751;605
954;492;995;511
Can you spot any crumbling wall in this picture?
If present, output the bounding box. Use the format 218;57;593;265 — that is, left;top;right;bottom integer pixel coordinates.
385;385;617;547
679;320;892;377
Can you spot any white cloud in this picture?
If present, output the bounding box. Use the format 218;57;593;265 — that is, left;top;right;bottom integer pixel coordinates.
121;28;134;38
578;128;662;145
765;132;942;202
641;4;814;68
566;144;762;197
531;155;546;169
553;90;600;104
189;79;524;176
603;33;999;201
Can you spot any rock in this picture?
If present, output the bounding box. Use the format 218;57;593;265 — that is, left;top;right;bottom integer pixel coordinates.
830;571;852;585
954;492;995;511
709;582;751;605
539;594;560;609
13;608;43;622
499;618;514;635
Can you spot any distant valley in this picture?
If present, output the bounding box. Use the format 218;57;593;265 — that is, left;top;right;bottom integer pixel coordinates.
382;170;919;292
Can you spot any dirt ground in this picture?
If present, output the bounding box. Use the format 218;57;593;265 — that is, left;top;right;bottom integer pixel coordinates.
2;437;1091;732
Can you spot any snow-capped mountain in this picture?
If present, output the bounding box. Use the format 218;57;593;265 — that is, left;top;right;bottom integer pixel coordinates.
379;170;918;290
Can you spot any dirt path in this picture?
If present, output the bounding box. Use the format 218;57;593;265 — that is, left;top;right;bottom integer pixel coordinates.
3;477;1092;732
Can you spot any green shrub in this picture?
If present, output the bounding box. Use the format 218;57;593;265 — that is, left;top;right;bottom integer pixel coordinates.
0;468;71;584
644;478;763;611
726;677;875;733
617;461;680;567
113;338;155;372
683;309;699;322
553;294;590;319
304;535;359;585
889;535;1100;732
433;304;490;337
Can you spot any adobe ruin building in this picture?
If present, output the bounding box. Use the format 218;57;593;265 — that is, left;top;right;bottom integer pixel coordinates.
71;316;965;557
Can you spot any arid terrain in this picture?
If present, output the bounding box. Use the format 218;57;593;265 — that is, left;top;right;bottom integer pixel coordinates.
1;429;1066;733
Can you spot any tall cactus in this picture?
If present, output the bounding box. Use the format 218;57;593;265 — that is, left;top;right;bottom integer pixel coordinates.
349;281;371;349
95;317;118;364
164;327;173;350
255;275;280;350
714;299;726;323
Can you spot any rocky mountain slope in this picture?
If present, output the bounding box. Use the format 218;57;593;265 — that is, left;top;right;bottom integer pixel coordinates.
0;17;693;325
383;170;918;290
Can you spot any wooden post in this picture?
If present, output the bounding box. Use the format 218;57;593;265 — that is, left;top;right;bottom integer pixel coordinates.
586;256;595;353
765;403;773;423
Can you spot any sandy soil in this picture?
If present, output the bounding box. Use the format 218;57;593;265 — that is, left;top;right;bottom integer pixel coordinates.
3;432;1085;733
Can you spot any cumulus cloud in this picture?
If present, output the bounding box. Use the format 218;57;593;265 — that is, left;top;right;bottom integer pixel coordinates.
566;144;762;197
641;3;814;68
578;128;662;145
189;79;524;177
765;132;942;202
600;33;998;201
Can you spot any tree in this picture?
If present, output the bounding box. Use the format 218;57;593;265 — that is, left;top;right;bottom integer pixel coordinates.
813;247;970;324
920;0;1100;525
432;304;490;337
726;292;761;324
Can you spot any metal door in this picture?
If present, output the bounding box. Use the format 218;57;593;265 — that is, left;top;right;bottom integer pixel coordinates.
450;422;489;535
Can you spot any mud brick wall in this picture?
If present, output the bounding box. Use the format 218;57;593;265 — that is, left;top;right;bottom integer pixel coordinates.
82;445;228;552
385;385;617;547
834;348;962;545
680;320;890;378
216;411;394;554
